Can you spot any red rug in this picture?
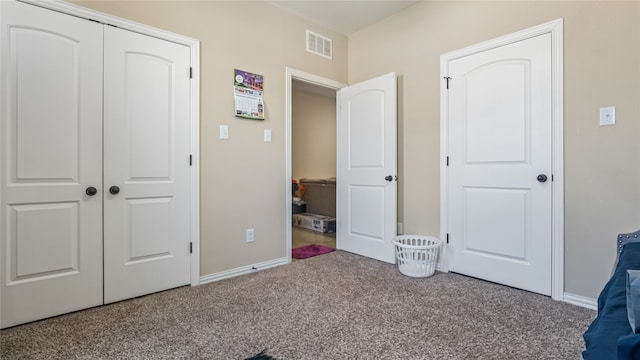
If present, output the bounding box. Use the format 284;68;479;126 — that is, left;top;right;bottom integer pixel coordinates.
292;244;335;259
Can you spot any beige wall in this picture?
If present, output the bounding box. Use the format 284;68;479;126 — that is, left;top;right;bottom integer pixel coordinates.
291;88;336;180
348;1;640;299
70;1;348;274
69;0;640;299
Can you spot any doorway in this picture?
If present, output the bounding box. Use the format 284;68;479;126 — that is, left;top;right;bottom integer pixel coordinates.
291;80;337;252
286;69;344;260
285;69;399;264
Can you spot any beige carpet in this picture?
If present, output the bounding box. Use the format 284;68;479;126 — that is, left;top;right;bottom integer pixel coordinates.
1;251;594;359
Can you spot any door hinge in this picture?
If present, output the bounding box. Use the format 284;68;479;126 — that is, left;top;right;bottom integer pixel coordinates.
189;154;193;166
551;174;554;182
443;76;451;89
446;156;449;166
189;242;193;254
189;67;193;79
446;233;449;244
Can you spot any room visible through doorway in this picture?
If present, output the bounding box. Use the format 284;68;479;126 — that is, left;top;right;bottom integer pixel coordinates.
285;68;345;262
291;80;337;255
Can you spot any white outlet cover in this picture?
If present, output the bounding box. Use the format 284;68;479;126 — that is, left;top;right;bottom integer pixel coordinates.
599;106;615;126
264;129;272;142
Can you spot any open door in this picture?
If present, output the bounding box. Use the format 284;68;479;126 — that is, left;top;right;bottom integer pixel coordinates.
336;73;397;263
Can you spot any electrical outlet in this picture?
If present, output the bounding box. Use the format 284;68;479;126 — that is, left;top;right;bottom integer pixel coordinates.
246;228;254;243
599;106;615;126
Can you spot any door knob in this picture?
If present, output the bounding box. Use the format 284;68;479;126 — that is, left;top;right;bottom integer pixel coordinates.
109;186;120;195
537;174;548;183
385;175;393;182
85;186;97;196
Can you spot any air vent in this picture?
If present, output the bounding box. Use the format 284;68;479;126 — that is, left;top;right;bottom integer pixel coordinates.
306;30;332;59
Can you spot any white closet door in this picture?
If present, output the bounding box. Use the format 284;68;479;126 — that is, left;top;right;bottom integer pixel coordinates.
0;1;103;328
446;34;553;295
103;26;191;303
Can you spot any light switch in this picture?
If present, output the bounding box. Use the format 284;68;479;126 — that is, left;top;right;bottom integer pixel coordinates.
599;106;615;126
264;129;272;143
220;125;229;139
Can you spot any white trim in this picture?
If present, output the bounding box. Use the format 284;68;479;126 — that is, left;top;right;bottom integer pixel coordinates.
17;0;202;286
439;53;451;273
564;293;598;311
550;20;565;302
0;4;3;330
189;41;201;286
199;257;289;284
19;0;196;47
440;19;564;300
285;67;345;260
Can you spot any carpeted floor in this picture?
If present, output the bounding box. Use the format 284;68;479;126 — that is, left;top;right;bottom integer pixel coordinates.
1;251;595;359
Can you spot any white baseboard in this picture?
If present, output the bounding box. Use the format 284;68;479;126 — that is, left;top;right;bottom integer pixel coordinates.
563;292;597;311
199;257;289;285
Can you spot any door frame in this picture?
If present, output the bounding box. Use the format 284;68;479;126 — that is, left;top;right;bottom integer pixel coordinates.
285;67;345;262
12;0;202;286
439;19;564;300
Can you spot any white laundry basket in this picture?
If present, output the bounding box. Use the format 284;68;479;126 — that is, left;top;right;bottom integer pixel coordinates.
392;235;442;278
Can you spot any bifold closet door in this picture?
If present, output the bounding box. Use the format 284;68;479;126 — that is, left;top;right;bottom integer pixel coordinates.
1;2;192;327
0;1;104;328
103;26;191;303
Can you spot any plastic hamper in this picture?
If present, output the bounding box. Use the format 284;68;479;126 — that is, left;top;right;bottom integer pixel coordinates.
392;235;442;278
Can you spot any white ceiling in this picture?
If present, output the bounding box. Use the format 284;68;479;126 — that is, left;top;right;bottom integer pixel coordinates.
267;0;420;35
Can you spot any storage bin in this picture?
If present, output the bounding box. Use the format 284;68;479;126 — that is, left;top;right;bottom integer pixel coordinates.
299;178;336;218
392;235;442;278
293;213;336;233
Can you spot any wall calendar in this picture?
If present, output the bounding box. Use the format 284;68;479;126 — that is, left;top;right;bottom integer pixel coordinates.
234;69;264;120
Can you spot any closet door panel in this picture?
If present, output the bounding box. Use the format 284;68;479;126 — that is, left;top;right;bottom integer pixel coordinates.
0;1;103;328
103;26;191;303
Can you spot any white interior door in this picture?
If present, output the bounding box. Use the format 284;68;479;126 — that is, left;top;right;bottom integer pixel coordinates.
0;1;103;327
103;26;191;303
337;73;397;264
446;34;552;295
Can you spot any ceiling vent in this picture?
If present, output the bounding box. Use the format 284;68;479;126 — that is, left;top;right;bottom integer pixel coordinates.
306;30;332;59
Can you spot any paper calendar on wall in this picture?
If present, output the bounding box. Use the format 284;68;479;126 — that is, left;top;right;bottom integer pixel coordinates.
234;69;264;120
